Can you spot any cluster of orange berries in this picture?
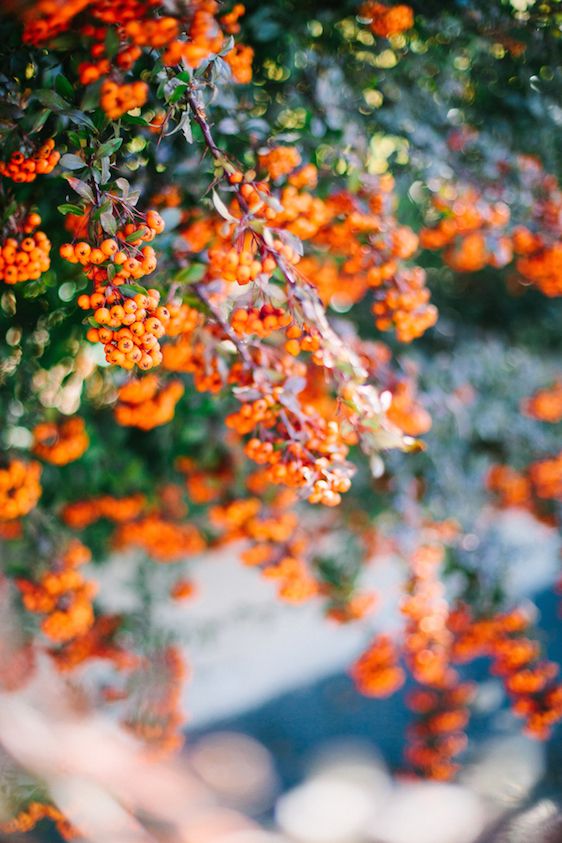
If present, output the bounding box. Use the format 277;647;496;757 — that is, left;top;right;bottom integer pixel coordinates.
23;0;252;91
50;613;137;674
231;304;292;338
386;380;432;437
372;267;438;342
100;78;148;119
114;513;205;562
487;453;562;511
177;456;233;505
163;334;224;392
230;305;321;358
359;2;414;37
350;634;406;697
61;493;146;529
486;464;532;508
115;375;184;429
84;290;170;370
515;238;562;297
258;146;302;181
0;212;51;285
61;210;164;285
0;801;76;839
269;176;436;343
325;591;378;624
0;139;60;183
511;156;562;297
208;230;278;286
401;541;455;688
450;606;562;739
529;452;562;501
406;682;475;781
21;0;92;44
420;186;512;273
522;381;562;423
210;490;318;603
32;417;89;465
226;386;356;506
16;541;96;643
0;459;42;521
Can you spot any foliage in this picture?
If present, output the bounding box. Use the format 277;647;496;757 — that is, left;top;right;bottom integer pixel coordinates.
0;0;561;833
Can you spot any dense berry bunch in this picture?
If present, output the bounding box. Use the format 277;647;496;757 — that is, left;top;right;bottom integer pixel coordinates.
61;210;164;286
83;289;170;370
16;541;96;643
0;139;60;183
61;493;146;528
0;459;42;520
0;212;51;285
114;513;205;561
522;381;562;423
406;682;474;781
359;2;414;37
0;802;76;839
451;606;562;739
100;79;148;118
32;417;89;465
115;376;185;429
350;634;406;697
420;185;512;272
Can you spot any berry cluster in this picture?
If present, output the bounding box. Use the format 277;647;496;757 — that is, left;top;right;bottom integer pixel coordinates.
0;212;51;285
0;459;42;521
32;417;89;465
0;802;75;840
372;267;438;342
451;606;562;739
61;493;146;528
0;139;60;183
350;634;406;697
406;682;475;781
115;376;184;429
420;185;512;273
522;381;562;423
61;210;164;285
114;513;205;562
227;386;355;507
16;541;96;643
359;2;414;37
231;304;292;338
100;78;148;118
258;146;302;181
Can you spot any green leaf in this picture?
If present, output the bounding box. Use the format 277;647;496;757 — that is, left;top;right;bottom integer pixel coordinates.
96;137;123;159
27;108;51;134
106;263;116;282
104;27;120;60
99;156;111;185
125;229;145;243
57;203;84;216
67;110;97;131
120;284;148;298
169;84;188;104
175;264;206;284
60;153;86;170
65;177;95;203
55;75;74;101
33;90;70;111
100;208;117;235
212;189;237;223
67;130;86;147
121;114;150;127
